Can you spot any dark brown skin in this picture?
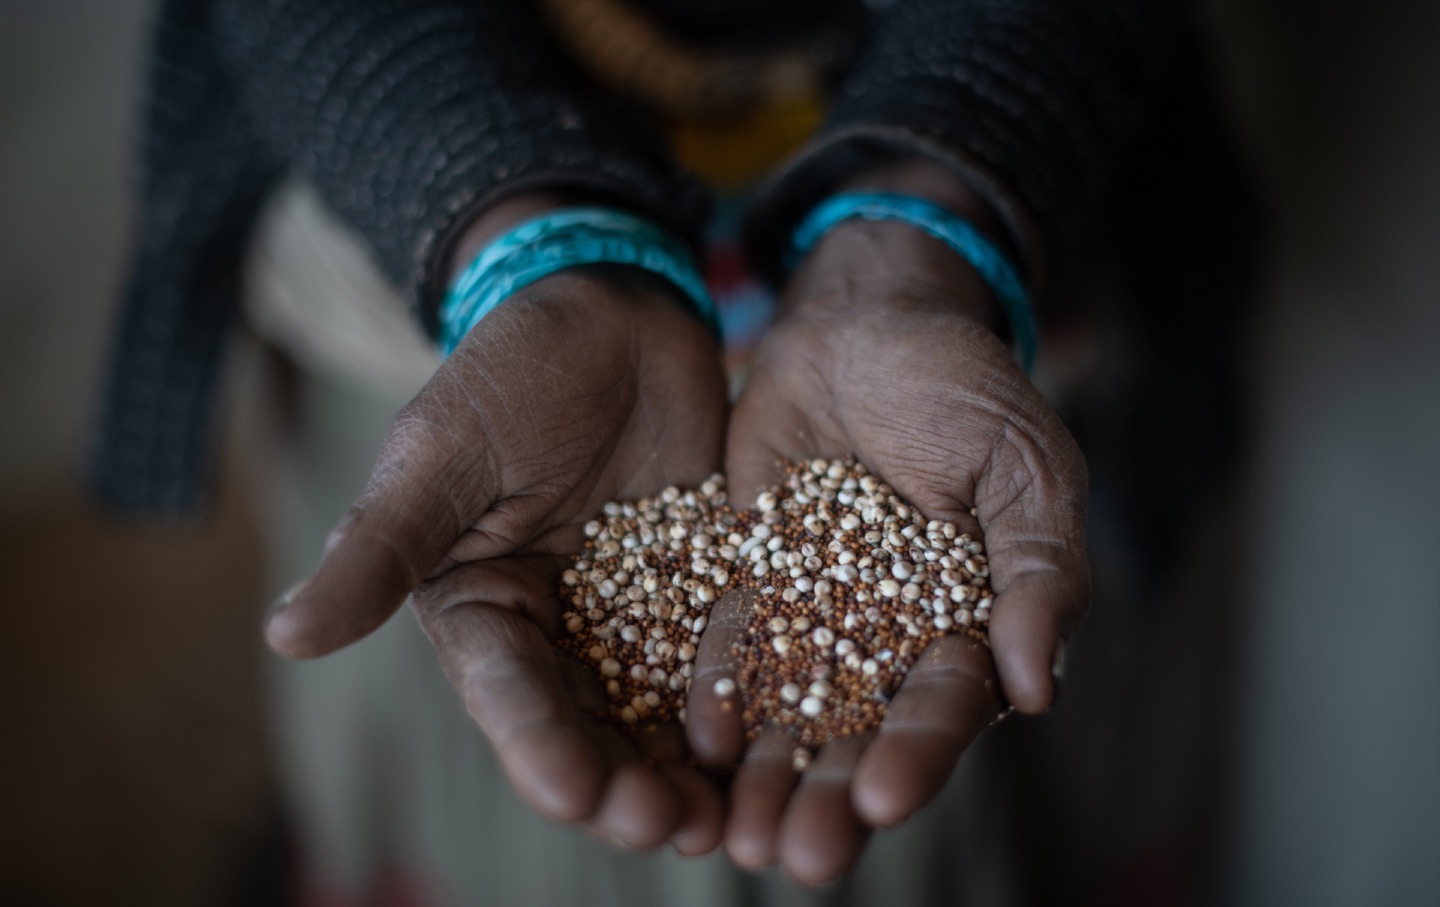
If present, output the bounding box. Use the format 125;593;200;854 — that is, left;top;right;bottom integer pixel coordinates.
265;193;731;853
687;161;1090;884
264;161;1089;881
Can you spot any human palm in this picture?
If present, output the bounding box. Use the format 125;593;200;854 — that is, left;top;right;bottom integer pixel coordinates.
266;266;731;851
688;218;1091;883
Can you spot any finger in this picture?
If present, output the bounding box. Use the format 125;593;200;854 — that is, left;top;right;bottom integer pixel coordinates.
581;717;689;850
724;731;803;871
633;720;689;765
686;589;752;768
986;564;1083;712
266;412;484;658
661;763;725;856
725;371;823;508
410;565;608;823
851;634;1000;827
777;735;872;887
632;720;730;852
976;420;1089;714
585;757;685;851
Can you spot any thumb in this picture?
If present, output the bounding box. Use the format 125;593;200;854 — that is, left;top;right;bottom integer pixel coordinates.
265;423;479;659
977;425;1090;714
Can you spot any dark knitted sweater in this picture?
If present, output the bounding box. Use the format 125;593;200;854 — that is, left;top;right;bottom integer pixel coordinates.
92;0;1189;518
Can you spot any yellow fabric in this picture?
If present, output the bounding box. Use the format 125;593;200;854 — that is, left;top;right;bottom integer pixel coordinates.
668;93;825;191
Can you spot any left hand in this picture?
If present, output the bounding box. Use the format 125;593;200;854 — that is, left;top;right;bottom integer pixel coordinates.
688;183;1091;885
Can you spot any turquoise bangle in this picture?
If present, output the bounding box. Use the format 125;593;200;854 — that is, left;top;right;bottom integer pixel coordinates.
788;192;1038;374
438;208;720;356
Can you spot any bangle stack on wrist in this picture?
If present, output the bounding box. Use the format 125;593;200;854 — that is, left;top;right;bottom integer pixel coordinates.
787;192;1038;374
438;208;721;356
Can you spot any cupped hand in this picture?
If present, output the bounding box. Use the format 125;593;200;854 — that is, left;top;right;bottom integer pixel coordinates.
265;233;730;853
689;210;1090;884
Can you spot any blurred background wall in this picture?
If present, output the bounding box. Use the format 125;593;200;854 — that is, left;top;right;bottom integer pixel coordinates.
0;0;1435;904
0;3;282;904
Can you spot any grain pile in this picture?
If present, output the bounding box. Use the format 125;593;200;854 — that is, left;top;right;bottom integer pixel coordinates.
554;476;737;726
556;459;991;757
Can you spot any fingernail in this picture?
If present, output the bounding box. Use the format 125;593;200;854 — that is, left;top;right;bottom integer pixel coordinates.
267;580;308;620
1050;640;1067;707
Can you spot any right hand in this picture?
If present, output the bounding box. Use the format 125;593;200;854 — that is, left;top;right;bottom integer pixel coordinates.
264;250;730;853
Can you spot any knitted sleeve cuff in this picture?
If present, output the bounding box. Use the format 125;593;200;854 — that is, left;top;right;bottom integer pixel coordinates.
211;0;710;336
747;0;1191;292
744;124;1046;291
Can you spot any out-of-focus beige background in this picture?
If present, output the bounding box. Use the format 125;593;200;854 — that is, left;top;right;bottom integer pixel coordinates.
1;1;1436;905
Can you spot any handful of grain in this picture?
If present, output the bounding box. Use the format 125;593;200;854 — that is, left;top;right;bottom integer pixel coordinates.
556;459;992;757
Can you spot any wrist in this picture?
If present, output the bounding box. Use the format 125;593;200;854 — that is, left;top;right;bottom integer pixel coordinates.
440;196;718;355
787;217;1004;331
447;191;603;283
832;158;1008;241
782;159;1008;332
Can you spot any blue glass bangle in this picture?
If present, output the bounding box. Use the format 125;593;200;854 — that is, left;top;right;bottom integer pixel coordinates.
438;208;720;356
788;192;1038;374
